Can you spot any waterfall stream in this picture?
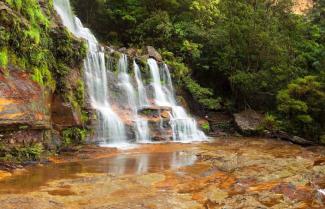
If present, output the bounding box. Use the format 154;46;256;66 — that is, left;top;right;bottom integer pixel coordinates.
54;0;127;145
54;0;206;146
147;58;207;141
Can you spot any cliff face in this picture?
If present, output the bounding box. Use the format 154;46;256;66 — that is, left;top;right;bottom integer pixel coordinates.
0;0;88;152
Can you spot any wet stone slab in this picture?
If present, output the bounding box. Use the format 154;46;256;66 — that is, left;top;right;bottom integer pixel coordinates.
0;137;324;208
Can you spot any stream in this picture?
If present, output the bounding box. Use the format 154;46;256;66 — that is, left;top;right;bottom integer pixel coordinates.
0;137;324;208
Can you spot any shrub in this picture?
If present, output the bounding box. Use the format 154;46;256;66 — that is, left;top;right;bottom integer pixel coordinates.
277;76;325;141
62;128;88;147
184;76;222;110
0;48;8;68
0;143;44;163
260;113;281;132
201;122;210;133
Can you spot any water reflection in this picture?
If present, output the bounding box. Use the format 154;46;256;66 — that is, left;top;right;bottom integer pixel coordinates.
0;151;196;194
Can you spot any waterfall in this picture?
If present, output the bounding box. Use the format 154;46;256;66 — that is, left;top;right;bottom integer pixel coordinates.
147;59;171;106
54;0;206;145
133;61;149;108
54;0;127;145
147;58;207;141
117;56;151;142
117;55;137;112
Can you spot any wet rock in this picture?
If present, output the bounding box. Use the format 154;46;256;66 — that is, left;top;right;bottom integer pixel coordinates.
313;165;325;175
222;194;267;209
126;48;139;58
51;94;82;130
206;186;228;203
136;173;165;187
138;106;172;117
271;131;315;145
233;110;263;135
0;170;11;180
0;70;51;130
146;46;162;62
207;112;234;134
0;130;47;146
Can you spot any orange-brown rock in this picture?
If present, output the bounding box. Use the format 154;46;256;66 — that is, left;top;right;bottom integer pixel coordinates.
0;70;51;130
51;94;82;130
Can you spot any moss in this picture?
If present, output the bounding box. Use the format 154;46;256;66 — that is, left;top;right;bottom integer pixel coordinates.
0;143;44;163
0;0;86;91
0;48;8;68
0;27;10;47
111;51;122;60
62;128;88;147
76;79;85;105
51;29;87;68
31;66;56;91
24;27;41;44
201;122;211;133
81;111;89;123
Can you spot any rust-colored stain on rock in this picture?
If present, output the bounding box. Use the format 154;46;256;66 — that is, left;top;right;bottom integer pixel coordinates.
0;70;50;128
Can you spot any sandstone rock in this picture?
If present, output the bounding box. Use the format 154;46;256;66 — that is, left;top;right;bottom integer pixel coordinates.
51;94;82;130
126;48;138;58
206;186;228;203
0;170;11;181
233;110;263;135
138;106;172;117
0;70;51;130
136;173;165;187
1;130;47;146
146;46;162;62
160;110;170;119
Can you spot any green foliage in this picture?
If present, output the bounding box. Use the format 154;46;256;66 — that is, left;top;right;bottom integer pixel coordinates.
277;76;325;141
0;143;44;163
261;113;281;132
75;79;85;105
201;122;210;133
1;0;86;91
62;128;88;147
31;66;56;91
0;48;8;68
184;77;221;110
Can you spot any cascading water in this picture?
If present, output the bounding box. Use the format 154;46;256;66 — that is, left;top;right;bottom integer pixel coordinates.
147;58;207;141
54;0;206;144
54;0;127;145
117;56;151;142
148;59;171;106
117;55;137;112
133;61;151;142
133;61;149;108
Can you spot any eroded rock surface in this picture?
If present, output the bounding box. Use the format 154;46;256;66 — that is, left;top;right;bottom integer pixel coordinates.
0;70;50;130
0;138;324;208
234;110;263;135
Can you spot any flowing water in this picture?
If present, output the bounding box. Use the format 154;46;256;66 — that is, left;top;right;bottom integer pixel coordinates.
54;0;206;145
54;0;127;146
133;60;149;108
147;58;207;141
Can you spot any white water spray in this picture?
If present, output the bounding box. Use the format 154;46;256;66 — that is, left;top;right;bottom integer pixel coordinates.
134;61;149;107
54;0;127;145
147;58;207;141
54;0;206;144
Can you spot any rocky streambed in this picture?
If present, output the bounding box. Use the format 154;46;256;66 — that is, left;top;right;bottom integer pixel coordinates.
0;137;324;209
